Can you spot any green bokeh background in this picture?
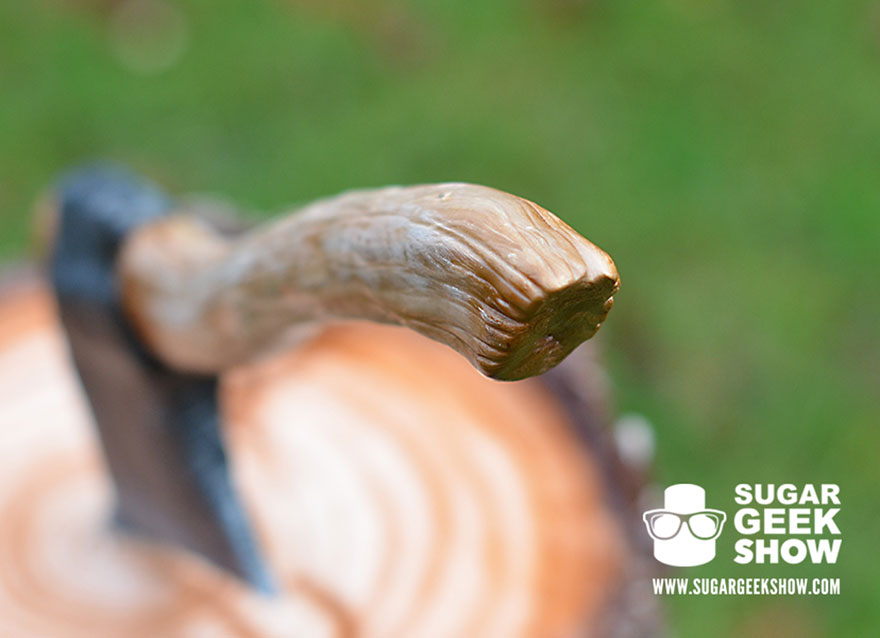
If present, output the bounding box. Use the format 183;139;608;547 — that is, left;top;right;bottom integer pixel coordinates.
1;1;878;635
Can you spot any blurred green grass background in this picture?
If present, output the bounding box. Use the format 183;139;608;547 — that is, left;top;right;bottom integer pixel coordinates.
1;0;878;635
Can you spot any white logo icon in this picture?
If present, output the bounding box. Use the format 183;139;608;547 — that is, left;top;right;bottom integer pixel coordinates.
643;483;726;567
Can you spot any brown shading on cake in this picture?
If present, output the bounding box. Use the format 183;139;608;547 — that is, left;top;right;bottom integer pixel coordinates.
0;275;652;637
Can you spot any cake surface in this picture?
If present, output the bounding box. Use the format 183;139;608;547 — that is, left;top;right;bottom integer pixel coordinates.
0;279;623;637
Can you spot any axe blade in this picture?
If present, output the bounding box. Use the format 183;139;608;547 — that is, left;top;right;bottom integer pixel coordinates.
50;165;275;594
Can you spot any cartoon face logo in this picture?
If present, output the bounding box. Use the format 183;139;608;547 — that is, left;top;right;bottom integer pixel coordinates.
643;483;726;566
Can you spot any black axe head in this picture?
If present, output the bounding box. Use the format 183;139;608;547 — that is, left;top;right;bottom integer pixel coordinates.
49;164;275;594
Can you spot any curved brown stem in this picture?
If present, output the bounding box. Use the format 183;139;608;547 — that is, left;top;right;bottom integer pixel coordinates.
119;183;619;381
